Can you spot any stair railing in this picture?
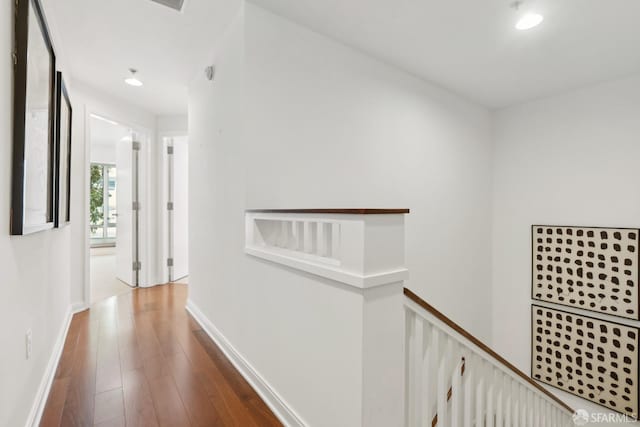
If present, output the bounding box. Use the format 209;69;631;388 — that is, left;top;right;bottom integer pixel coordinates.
404;288;575;427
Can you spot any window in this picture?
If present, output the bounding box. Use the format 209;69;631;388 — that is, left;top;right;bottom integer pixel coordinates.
90;163;117;246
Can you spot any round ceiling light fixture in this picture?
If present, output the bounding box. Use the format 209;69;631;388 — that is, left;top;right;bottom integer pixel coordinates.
125;68;143;87
511;1;544;30
516;12;544;30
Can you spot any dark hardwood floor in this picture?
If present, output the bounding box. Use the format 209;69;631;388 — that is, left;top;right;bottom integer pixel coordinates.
40;284;282;427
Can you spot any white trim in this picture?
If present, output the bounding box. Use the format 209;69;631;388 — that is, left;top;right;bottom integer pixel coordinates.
185;299;306;427
25;306;74;427
21;223;55;235
246;246;409;288
83;105;91;306
72;302;89;313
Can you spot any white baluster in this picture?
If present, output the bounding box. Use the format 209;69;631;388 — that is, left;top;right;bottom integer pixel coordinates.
516;385;522;427
322;222;332;257
430;327;443;426
422;325;435;425
413;314;427;427
475;361;485;427
548;400;554;427
504;380;512;427
495;374;503;427
293;221;304;250
436;336;449;427
406;311;418;426
463;355;473;427
486;369;495;427
524;388;531;427
403;310;411;426
317;222;326;256
523;389;529;427
524;387;533;427
450;349;463;427
534;395;541;427
331;222;340;259
277;220;286;247
303;221;317;253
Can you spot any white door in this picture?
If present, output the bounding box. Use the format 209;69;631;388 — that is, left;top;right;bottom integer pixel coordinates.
168;136;189;281
115;133;138;286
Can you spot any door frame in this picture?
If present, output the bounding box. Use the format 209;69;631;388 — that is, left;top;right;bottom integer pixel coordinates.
83;109;153;305
159;131;188;283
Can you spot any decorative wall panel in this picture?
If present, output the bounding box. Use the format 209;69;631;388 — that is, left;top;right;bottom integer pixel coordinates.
532;225;640;320
532;305;639;418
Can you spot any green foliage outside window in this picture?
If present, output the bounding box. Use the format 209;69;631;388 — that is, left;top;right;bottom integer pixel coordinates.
90;165;104;232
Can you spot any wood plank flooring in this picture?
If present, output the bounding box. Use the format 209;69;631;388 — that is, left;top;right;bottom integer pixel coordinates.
40;284;282;427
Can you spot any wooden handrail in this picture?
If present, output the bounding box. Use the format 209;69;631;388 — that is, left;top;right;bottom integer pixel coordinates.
246;208;409;214
404;288;574;413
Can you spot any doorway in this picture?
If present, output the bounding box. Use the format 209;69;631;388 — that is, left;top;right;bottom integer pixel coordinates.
163;135;189;283
88;113;145;303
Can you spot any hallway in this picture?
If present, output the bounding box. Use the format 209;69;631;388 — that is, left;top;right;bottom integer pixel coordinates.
3;0;640;425
90;247;132;304
39;285;281;427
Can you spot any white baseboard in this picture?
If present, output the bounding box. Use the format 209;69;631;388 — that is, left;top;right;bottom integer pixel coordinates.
25;305;74;427
72;302;89;313
186;299;306;427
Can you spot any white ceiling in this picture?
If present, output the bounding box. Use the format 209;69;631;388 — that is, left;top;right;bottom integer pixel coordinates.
250;0;640;108
48;0;240;115
48;0;640;111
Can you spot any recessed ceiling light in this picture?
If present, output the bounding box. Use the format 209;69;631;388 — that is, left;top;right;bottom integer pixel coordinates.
516;12;544;30
125;68;143;87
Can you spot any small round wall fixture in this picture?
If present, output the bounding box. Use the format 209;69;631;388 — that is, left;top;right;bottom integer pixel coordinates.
204;65;215;81
125;68;143;87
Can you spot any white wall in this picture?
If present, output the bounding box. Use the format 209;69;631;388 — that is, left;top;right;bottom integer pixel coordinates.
244;3;494;340
89;116;133;165
90;143;116;164
492;74;640;424
0;1;76;425
189;3;493;425
189;7;365;425
157;114;188;135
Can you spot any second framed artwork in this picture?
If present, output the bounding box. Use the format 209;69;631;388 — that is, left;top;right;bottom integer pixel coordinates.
532;305;639;418
54;72;72;227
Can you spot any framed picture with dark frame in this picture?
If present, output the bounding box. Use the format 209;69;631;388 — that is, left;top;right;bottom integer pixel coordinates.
54;72;72;227
531;304;639;418
531;225;640;320
11;0;57;235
